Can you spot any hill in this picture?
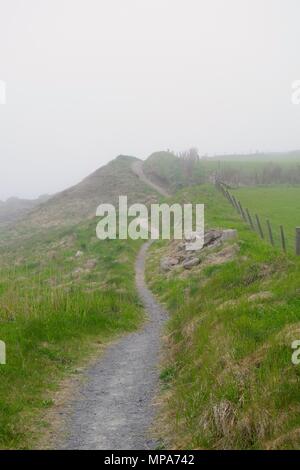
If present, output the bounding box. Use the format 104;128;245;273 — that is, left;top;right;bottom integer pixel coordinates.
0;195;49;228
0;154;159;449
2;151;300;450
15;155;157;231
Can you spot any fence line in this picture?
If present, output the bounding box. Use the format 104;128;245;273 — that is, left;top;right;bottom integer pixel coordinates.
215;180;299;256
267;220;274;246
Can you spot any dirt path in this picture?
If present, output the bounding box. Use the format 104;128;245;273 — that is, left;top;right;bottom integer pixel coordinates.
132;160;171;198
59;160;170;449
61;241;167;450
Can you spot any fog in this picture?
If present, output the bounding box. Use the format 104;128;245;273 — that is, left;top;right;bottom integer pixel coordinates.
0;0;300;199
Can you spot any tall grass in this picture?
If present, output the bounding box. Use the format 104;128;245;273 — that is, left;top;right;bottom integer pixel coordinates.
0;219;143;449
147;184;300;449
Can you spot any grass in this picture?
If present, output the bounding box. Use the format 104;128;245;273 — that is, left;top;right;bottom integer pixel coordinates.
143;151;300;191
147;184;300;449
230;185;300;252
0;218;143;449
143;151;206;191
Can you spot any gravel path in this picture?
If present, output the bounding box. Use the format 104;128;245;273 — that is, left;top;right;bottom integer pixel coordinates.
62;241;167;450
131;160;171;197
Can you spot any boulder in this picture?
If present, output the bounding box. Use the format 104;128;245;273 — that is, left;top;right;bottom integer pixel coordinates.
204;230;222;246
182;257;200;269
160;257;179;272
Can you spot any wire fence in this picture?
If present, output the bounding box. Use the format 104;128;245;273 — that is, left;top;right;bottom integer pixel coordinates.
216;181;300;256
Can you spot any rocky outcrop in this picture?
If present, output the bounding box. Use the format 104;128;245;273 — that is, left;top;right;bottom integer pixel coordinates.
160;228;238;272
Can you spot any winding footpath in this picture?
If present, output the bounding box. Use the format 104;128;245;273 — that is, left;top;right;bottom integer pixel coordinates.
131;160;171;198
62;161;169;450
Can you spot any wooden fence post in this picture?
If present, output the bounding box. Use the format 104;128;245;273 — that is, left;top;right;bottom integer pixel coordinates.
238;201;247;222
296;228;300;256
266;220;274;246
280;225;286;253
227;191;235;208
231;195;240;213
228;191;233;206
255;214;264;239
246;208;254;230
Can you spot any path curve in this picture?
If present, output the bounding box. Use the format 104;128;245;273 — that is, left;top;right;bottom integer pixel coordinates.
62;245;167;450
61;160;169;450
132;160;171;198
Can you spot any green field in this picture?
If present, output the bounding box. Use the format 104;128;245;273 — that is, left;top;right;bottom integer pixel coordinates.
230;185;300;253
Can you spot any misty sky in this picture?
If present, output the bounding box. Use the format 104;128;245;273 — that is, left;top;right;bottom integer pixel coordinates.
1;0;300;199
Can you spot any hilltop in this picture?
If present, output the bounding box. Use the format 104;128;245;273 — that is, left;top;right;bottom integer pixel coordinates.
15;155;158;231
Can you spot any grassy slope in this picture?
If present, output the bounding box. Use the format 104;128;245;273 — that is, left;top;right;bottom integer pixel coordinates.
0;219;144;449
14;155;155;230
147;184;300;449
0;155;158;449
230;185;300;251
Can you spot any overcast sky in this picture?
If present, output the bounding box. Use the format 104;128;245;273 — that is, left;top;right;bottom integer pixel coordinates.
0;0;300;199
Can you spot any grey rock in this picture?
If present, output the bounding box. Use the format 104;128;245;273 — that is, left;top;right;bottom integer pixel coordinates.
204;230;222;246
182;257;200;269
160;257;179;272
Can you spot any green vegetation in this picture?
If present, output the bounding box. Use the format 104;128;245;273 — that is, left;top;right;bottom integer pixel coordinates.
2;150;300;450
231;185;300;252
147;184;300;449
143;150;300;189
144;151;205;191
0;220;143;449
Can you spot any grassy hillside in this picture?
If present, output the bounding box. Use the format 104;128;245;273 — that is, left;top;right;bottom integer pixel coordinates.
0;155;158;449
2;150;300;450
0;195;49;228
0;218;144;449
147;184;300;449
12;156;156;231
